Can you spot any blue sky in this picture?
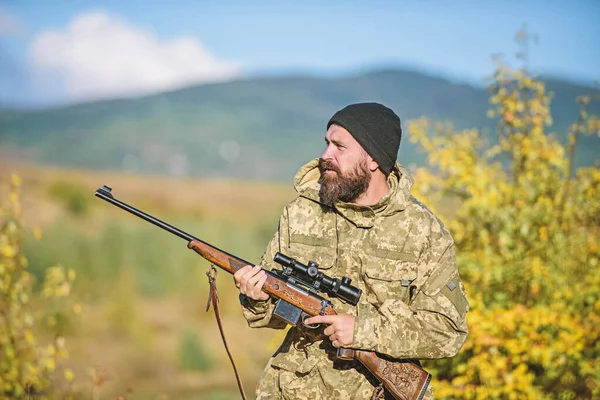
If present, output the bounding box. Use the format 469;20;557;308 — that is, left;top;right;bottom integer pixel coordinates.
1;0;598;107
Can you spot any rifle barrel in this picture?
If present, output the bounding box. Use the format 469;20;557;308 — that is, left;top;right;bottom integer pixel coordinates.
94;185;196;242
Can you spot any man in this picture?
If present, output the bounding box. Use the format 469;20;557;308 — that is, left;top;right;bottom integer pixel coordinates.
234;102;469;399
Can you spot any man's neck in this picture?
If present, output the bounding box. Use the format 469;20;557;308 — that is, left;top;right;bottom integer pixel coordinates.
354;172;389;206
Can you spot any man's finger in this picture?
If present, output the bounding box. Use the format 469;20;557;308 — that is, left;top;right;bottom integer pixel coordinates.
247;270;266;287
257;272;268;287
233;265;252;282
323;325;335;336
250;273;268;295
304;315;337;325
240;270;258;289
234;265;255;283
239;265;257;279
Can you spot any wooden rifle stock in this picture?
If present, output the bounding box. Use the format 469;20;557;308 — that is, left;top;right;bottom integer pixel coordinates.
94;185;430;400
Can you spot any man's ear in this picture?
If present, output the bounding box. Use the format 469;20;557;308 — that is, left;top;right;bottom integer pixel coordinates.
368;157;379;173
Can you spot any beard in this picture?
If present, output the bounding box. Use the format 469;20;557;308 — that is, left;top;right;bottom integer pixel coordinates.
318;156;371;206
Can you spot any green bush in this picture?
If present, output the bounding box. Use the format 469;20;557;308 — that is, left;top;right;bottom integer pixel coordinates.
0;174;80;398
47;180;91;217
411;32;599;399
177;330;214;372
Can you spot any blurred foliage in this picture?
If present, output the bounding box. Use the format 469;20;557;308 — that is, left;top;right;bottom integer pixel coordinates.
411;31;599;399
204;391;244;400
23;215;272;301
47;180;92;217
0;174;80;399
177;330;214;372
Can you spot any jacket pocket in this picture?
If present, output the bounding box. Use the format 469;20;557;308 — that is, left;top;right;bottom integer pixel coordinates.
271;352;317;374
270;328;319;374
362;254;418;305
287;233;336;271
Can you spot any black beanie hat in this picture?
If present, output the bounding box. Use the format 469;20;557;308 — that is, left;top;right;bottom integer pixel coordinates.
327;102;402;176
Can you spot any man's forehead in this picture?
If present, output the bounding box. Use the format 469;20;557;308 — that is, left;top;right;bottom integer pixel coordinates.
326;124;354;142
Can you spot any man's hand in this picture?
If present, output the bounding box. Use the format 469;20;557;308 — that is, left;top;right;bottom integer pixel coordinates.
304;314;355;348
233;265;269;301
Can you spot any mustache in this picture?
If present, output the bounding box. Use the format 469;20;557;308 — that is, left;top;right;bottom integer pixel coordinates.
318;158;341;174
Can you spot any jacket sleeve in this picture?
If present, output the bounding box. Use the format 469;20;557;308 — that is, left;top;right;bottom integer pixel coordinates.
352;221;469;360
239;209;289;330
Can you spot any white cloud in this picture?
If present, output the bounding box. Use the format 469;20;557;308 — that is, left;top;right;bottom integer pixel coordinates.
29;10;242;102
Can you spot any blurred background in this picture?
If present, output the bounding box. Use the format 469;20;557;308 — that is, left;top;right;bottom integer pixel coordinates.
0;1;599;399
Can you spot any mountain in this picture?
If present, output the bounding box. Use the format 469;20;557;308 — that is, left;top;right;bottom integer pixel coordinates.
0;69;598;182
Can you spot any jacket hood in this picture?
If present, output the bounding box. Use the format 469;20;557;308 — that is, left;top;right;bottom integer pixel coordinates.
292;158;414;227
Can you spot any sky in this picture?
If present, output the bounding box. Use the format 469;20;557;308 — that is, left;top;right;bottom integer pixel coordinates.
0;0;598;108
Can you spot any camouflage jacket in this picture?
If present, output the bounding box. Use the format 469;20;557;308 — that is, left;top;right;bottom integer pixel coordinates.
240;159;469;399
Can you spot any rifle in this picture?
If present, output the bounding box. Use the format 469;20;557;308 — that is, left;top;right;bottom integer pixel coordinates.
94;185;431;400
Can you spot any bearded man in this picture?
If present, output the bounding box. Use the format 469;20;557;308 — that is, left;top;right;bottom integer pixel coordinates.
234;102;469;399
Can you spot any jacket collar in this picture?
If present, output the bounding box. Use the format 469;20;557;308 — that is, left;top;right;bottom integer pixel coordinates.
292;158;414;228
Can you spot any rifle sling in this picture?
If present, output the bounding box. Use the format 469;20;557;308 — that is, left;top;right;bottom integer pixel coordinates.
205;265;248;400
371;383;385;400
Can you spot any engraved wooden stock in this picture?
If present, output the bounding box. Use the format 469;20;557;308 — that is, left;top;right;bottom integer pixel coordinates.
354;351;431;400
188;239;430;400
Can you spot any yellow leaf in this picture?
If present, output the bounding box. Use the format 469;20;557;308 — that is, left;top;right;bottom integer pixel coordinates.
539;226;548;242
8;193;18;205
589;236;598;253
64;368;75;382
11;173;21;187
24;330;35;344
1;245;15;258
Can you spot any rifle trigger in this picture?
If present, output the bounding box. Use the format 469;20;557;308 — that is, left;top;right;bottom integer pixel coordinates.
301;313;320;329
319;300;328;315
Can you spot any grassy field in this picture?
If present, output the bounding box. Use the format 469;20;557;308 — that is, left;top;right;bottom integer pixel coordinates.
0;161;298;400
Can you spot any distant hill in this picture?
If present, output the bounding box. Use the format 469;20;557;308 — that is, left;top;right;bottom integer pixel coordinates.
0;69;598;182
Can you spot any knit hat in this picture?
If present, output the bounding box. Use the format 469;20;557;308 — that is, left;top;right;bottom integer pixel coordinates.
327;102;402;176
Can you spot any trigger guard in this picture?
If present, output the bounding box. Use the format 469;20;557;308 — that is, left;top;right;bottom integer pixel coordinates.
301;313;321;329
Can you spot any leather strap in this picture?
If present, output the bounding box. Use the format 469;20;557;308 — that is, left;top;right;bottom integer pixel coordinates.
371;383;385;400
205;265;247;400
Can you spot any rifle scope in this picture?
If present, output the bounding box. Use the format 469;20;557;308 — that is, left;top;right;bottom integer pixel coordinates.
273;252;362;306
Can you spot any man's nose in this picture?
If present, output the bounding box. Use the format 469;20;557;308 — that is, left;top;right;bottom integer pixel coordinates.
321;144;333;160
